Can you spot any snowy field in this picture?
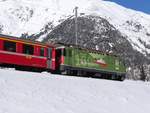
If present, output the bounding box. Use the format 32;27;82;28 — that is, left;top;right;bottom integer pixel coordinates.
0;68;150;113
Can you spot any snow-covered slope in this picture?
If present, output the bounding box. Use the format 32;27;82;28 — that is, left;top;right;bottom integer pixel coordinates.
0;0;150;54
0;0;93;35
0;68;150;113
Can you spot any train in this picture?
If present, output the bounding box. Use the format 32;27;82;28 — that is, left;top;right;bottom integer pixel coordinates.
0;34;126;81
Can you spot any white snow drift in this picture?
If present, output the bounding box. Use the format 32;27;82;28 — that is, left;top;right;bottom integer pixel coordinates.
0;69;150;113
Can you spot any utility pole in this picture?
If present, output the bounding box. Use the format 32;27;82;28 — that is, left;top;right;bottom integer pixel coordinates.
75;7;78;45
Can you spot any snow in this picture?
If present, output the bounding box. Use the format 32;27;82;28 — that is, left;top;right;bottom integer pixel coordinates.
0;0;92;35
0;68;150;113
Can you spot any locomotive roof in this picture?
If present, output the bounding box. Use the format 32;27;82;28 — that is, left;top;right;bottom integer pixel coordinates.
0;34;55;48
56;42;117;57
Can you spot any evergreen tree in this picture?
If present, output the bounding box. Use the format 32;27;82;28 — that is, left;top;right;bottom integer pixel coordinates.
140;65;146;81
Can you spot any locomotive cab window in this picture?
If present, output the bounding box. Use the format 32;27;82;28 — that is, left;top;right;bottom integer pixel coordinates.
23;44;34;55
63;48;66;56
4;41;16;52
40;48;44;56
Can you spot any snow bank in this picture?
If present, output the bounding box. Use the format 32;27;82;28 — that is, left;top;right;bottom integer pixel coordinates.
0;69;150;113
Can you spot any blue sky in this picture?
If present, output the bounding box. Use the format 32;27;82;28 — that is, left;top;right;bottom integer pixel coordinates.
106;0;150;14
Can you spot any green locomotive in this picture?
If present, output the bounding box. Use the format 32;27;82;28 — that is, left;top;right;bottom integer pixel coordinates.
57;45;126;81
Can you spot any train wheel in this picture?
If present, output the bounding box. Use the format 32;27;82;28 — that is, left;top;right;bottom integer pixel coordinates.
66;69;71;75
72;70;78;76
118;75;125;81
111;74;116;80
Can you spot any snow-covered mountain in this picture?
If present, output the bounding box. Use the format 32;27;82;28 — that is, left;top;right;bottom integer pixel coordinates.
0;0;150;55
0;68;150;113
1;0;150;80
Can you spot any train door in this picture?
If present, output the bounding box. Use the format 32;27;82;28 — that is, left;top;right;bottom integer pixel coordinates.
55;47;65;71
47;48;52;70
55;48;62;71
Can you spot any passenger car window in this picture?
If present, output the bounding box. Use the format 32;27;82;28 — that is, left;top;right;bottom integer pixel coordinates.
4;41;16;52
23;44;34;55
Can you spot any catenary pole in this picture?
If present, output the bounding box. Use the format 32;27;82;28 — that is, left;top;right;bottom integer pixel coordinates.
75;7;78;45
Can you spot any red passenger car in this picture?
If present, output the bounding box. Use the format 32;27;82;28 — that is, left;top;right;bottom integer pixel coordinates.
0;34;62;72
